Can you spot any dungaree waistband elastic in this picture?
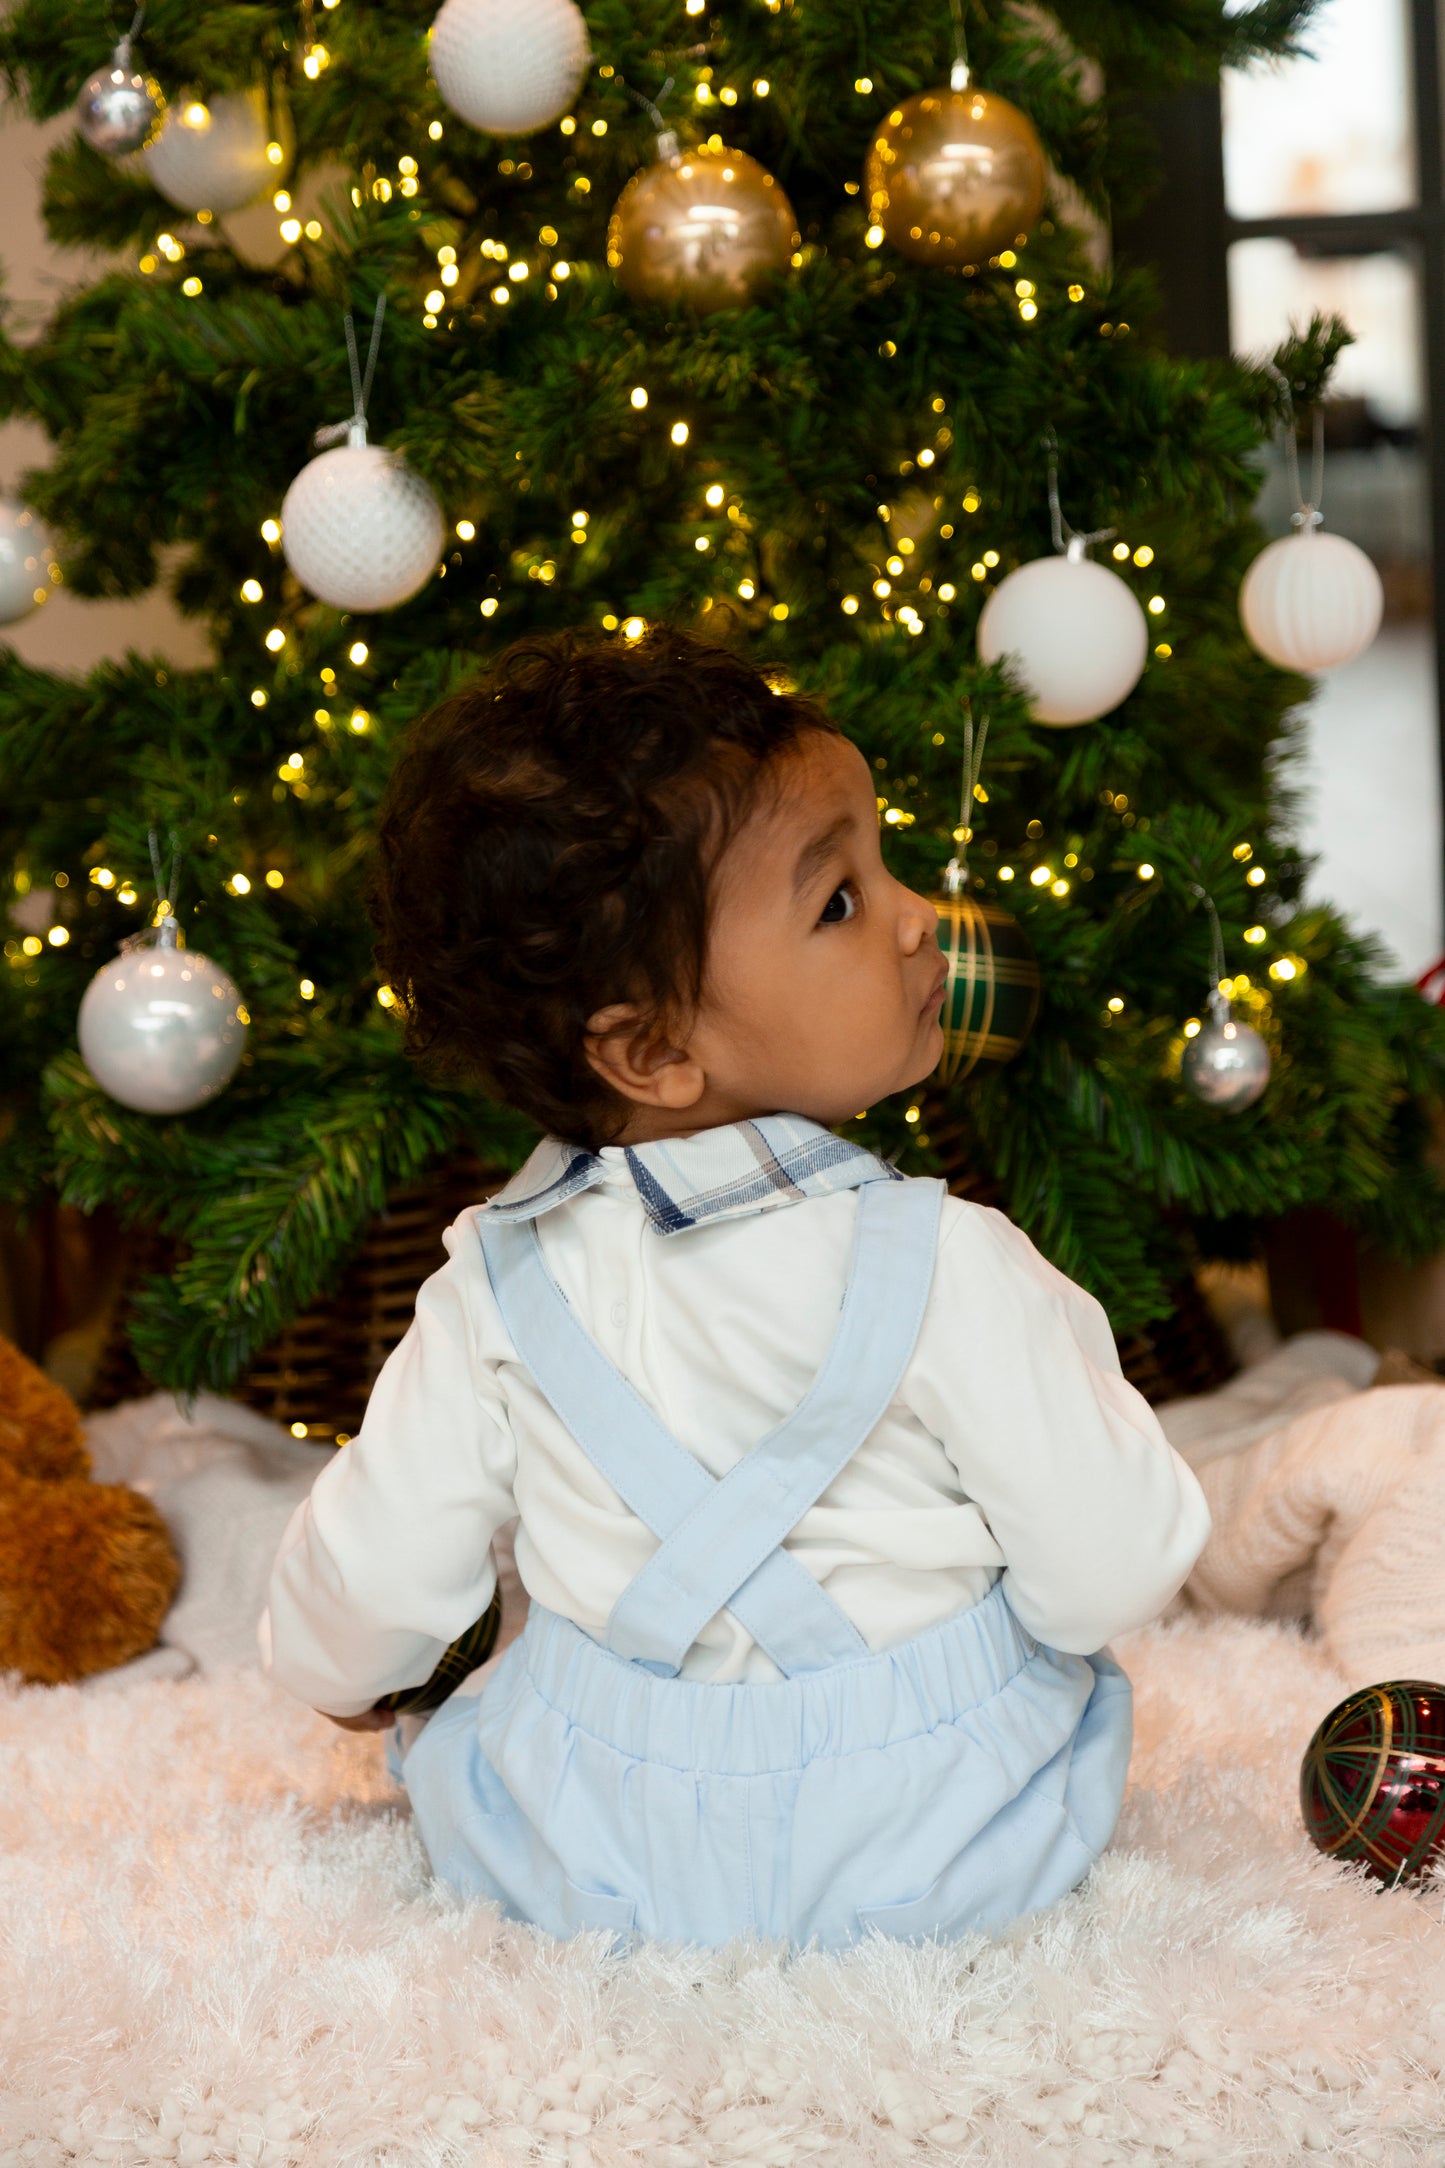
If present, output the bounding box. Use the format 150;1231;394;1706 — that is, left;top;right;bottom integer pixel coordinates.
510;1576;1042;1775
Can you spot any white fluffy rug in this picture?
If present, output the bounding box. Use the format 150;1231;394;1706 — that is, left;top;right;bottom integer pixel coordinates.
4;1617;1445;2166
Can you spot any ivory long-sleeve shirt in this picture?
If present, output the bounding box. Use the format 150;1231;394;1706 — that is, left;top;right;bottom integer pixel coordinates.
260;1115;1211;1713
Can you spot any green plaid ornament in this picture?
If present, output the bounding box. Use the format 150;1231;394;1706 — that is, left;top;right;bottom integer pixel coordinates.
372;1587;505;1715
1299;1678;1445;1884
933;887;1041;1084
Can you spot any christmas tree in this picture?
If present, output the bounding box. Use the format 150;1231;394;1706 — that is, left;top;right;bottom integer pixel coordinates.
2;0;1442;1404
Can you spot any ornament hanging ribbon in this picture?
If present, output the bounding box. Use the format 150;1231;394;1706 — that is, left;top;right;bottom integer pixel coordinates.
1265;362;1326;532
111;5;146;78
616;72;678;161
942;700;989;895
313;295;388;453
1044;429;1115;564
948;0;971;90
1186;877;1230;1026
118;826;184;956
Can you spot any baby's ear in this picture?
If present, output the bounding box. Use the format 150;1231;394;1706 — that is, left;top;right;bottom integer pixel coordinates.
583;1004;703;1110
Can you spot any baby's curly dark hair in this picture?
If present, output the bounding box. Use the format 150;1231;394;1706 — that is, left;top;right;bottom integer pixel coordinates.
370;624;838;1149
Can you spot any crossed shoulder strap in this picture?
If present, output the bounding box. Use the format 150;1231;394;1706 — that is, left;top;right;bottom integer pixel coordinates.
479;1176;944;1678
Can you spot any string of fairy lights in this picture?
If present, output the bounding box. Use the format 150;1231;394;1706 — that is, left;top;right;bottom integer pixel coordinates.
3;11;1310;1047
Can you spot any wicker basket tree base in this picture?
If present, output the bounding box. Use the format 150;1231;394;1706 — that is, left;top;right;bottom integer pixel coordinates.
89;1150;512;1441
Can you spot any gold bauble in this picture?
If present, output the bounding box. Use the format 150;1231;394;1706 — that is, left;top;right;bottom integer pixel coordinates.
864;84;1047;268
934;887;1041;1084
608;142;800;315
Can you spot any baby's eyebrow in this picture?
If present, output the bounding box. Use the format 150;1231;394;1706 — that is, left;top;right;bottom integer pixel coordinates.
790;811;853;900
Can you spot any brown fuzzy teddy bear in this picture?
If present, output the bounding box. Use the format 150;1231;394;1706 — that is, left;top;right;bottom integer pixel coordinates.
0;1335;181;1685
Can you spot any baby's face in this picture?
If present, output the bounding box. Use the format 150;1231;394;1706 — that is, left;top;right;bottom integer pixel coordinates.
690;730;947;1125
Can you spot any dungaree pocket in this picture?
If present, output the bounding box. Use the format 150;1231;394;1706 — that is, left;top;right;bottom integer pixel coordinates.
557;1873;637;1941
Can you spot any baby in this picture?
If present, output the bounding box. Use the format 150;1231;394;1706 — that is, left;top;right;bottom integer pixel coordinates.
260;624;1210;1951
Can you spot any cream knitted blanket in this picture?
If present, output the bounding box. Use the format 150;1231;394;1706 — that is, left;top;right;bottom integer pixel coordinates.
1156;1333;1445;1691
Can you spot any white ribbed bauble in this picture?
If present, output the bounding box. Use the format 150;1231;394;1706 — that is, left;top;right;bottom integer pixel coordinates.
281;442;445;612
79;933;248;1115
976;547;1149;726
144;86;284;213
1239;527;1383;673
0;500;59;626
429;0;590;135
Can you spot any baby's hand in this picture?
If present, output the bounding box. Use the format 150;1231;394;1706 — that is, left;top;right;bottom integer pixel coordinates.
322;1705;395;1732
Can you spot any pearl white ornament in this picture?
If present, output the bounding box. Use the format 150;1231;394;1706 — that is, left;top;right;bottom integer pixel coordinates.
1239;526;1383;673
79;926;248;1116
976;542;1150;726
281;434;445;613
0;500;59;626
144;87;284;214
429;0;590;136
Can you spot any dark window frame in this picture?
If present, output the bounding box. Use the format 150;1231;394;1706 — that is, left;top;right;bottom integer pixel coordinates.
1114;0;1445;915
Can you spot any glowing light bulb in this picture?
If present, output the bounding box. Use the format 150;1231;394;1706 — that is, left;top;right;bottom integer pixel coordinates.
349;640;369;665
630;386;649;410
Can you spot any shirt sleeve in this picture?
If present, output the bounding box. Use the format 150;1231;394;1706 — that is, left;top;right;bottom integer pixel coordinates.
903;1198;1212;1654
257;1216;518;1716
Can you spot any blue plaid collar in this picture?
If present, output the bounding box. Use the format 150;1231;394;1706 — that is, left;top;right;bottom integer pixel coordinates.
482;1114;901;1238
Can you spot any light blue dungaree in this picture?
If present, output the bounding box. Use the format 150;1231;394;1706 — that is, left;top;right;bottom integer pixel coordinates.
395;1176;1134;1951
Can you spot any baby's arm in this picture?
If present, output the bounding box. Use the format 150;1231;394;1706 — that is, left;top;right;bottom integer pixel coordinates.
906;1201;1211;1653
258;1220;517;1718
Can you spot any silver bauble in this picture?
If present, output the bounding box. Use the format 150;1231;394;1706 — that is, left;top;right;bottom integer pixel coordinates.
281;436;445;612
79;923;249;1115
0;500;59;626
1181;991;1271;1112
77;36;165;157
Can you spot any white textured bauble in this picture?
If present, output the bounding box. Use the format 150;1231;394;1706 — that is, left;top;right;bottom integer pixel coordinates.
281;443;446;612
977;550;1149;726
79;940;248;1115
144;86;284;213
1239;527;1383;673
429;0;589;135
0;500;59;626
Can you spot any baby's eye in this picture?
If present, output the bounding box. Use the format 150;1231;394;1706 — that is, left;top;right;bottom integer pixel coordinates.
818;883;858;926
